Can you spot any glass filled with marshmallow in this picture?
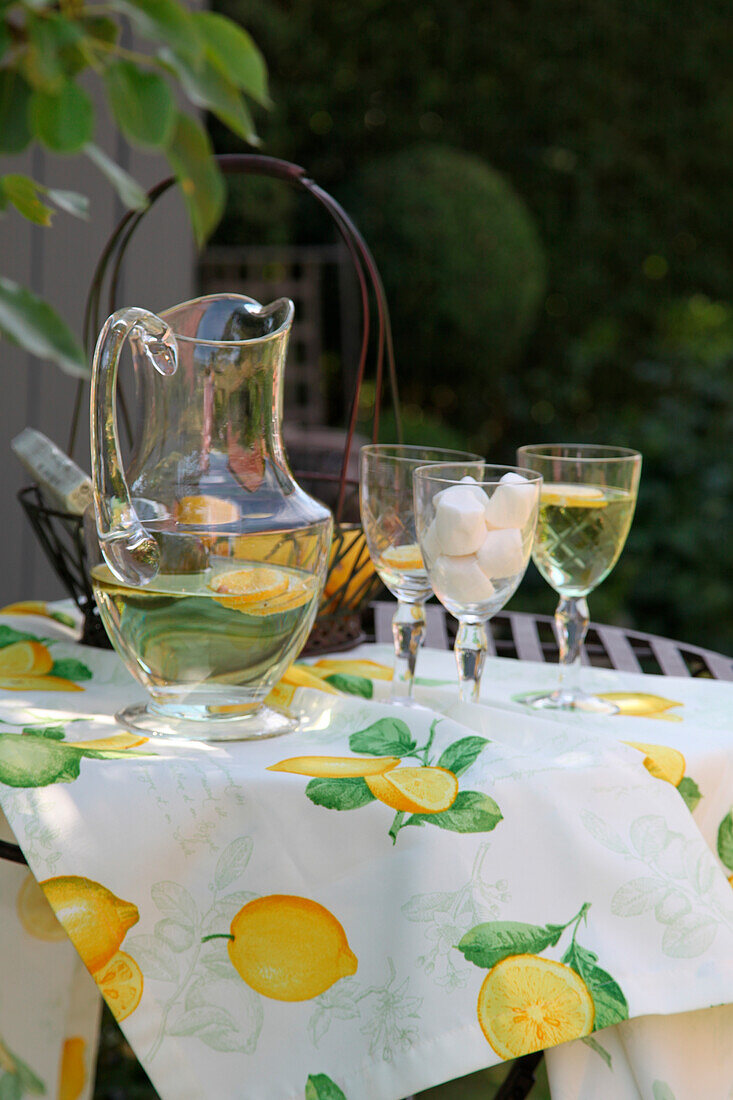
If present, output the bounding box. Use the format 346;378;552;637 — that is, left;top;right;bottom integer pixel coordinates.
413;464;542;703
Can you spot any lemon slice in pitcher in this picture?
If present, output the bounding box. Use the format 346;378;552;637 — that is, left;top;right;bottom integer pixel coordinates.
541;483;607;508
210;567;290;607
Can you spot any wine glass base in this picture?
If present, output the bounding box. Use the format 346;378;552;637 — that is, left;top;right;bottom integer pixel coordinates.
116;702;297;742
521;690;619;716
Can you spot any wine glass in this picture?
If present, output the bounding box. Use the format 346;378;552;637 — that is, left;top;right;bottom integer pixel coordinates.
360;445;483;702
413;463;542;703
516;443;642;713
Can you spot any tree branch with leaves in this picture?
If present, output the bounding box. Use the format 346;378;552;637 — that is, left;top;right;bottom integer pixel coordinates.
0;0;268;376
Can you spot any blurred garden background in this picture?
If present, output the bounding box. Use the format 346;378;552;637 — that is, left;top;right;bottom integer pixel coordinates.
209;0;733;658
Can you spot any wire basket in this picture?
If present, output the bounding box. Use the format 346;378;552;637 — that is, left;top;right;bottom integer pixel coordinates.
21;154;395;652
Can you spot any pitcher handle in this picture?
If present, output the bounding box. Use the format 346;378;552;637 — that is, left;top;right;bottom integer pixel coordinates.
90;307;178;585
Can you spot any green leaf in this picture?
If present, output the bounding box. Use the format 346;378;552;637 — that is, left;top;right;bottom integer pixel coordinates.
0;71;32;154
0;22;11;64
717;811;733;872
24;12;83;92
562;940;628;1030
50;610;77;627
8;1052;45;1096
324;673;373;698
306;777;375;811
192;11;270;106
407;789;502;834
437;736;489;778
84;143;149;211
23;725;66;740
165;113;224;245
677;776;702;813
0;626;40;649
82;15;119;47
0;277;87;376
159;46;258;144
0;175;54;226
50;658;92;682
47;188;89;219
112;0;201;60
305;1074;347;1100
457;920;562;970
0;1073;22;1100
30;82;94;153
349;717;416;757
104;60;175;148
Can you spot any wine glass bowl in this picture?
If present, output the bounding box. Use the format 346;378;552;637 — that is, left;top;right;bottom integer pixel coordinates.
413;464;542;703
516;444;642;712
360;445;483;701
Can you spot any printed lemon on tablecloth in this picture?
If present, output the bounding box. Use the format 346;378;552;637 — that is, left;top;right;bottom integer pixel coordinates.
203;895;358;1002
268;755;401;778
477;954;595;1058
40;876;139;969
58;1037;86;1100
365;766;458;813
0;730;151;789
16;872;67;942
94;951;144;1022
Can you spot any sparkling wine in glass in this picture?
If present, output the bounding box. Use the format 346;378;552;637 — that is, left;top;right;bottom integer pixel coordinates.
360;445;483;702
517;443;642;713
413;464;542;703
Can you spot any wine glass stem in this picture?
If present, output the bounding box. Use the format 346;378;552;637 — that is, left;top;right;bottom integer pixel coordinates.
455;620;489;704
391;600;426;699
555;596;589;697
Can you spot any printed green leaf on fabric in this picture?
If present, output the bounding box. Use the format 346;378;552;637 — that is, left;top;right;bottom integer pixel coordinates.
717;812;733;872
677;776;702;813
562;940;628;1030
306;777;376;811
406;790;502;834
214;837;253;891
23;724;66;740
0;732;82;788
436;736;489;777
324;673;373;698
457;921;563;970
581;1035;612;1069
305;1074;348;1100
0;626;42;649
50;658;92;682
349;717;416;757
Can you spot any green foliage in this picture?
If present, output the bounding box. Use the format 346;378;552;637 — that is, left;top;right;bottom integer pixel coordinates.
346;144;545;402
0;0;268;375
214;0;733;653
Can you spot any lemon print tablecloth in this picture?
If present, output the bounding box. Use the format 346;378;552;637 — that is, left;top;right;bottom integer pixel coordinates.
0;605;731;1100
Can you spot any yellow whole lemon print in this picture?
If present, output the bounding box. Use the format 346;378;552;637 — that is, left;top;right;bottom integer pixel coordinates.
17;872;67;942
58;1037;86;1100
93;950;144;1021
204;895;358;1001
365;766;459;813
40;875;139;974
477;954;595;1059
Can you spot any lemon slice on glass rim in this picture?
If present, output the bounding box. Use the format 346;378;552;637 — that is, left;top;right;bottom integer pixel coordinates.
540;483;607;508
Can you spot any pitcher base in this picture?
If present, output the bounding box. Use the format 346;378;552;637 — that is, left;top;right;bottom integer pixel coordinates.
116;702;297;742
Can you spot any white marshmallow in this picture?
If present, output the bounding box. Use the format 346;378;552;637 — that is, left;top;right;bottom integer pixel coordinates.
476;527;525;579
433;554;496;605
434;486;487;556
484;472;538;530
420;519;442;566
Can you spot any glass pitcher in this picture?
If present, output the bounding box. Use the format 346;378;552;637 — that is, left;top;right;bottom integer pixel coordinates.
89;293;333;741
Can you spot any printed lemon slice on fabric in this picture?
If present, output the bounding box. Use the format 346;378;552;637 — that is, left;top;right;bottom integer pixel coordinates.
40;875;139;974
312;658;393;681
0;641;53;676
58;1037;86;1100
222;895;358;1001
380;544;425;570
477;954;594;1058
366;766;458;813
623;741;686;786
269;755;401;778
278;665;340;695
93;951;143;1022
540;484;607;508
210;567;290;609
176;494;239;525
17;872;67;942
70;733;149;751
602;693;683;720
